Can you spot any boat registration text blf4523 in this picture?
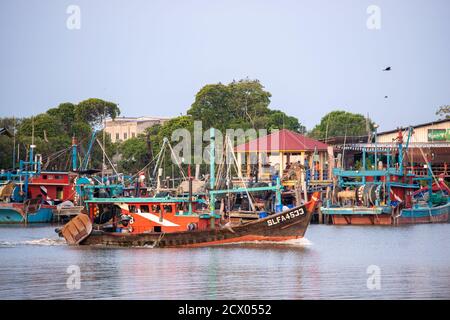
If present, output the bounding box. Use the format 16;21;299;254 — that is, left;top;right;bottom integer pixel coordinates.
267;208;305;226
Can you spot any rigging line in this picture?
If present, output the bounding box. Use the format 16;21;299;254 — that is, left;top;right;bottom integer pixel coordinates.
95;138;119;176
166;140;187;180
41;149;71;165
40;147;71;162
152;139;168;179
410;134;442;191
129;141;166;181
226;136;256;212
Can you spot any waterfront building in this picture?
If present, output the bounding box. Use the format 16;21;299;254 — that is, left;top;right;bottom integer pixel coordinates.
105;116;170;143
234;129;332;182
324;119;450;178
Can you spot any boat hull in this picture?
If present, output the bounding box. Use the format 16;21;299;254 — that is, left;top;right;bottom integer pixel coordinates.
78;205;314;247
331;214;392;225
397;202;450;224
0;203;53;223
321;206;392;225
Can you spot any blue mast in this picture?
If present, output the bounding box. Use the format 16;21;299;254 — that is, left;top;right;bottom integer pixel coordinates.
72;136;78;171
210;128;215;214
81;130;97;171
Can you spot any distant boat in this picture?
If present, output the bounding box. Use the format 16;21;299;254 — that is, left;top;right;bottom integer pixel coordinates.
0;199;53;223
395;200;449;224
320;127;450;225
0;142;79;224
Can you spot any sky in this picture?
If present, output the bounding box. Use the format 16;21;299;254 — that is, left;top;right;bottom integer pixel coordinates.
0;0;449;132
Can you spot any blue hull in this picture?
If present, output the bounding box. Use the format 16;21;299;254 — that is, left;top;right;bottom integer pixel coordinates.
399;202;450;224
0;206;53;223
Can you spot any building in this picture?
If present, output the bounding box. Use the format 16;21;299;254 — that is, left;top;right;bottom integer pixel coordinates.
105;116;170;143
376;118;450;143
235;129;332;182
324;119;450;178
376;118;450;176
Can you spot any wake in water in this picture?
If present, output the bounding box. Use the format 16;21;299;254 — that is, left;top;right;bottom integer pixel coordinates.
217;237;313;247
0;238;66;247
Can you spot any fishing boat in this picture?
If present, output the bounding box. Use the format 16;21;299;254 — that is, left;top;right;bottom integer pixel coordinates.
0;145;57;223
0;136;94;223
321;127;449;225
57;129;320;247
395;174;449;224
57;191;319;247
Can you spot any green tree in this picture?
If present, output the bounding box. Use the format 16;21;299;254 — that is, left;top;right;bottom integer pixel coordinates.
0;98;121;172
436;105;450;119
75;98;120;128
47;102;77;133
310;110;374;140
266;110;306;133
188;79;304;132
19;114;65;138
117;137;148;173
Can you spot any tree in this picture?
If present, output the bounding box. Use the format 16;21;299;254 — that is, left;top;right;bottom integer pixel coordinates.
75;98;120;128
0;98;121;172
0;117;18;169
310;110;374;140
188;79;304;132
266;110;306;133
436;105;450;119
47;102;77;133
19;114;64;139
118;137;149;173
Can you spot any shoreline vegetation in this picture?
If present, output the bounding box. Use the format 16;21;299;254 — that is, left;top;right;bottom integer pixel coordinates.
0;78;447;176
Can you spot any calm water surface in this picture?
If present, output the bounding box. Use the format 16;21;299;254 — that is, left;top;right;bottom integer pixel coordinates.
0;223;449;299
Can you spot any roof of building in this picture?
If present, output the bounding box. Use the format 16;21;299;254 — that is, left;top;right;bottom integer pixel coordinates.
235;129;329;153
377;118;450;136
319;135;370;145
0;128;12;137
105;116;170;123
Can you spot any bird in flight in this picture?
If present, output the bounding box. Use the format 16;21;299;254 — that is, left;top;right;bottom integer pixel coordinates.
383;67;391;71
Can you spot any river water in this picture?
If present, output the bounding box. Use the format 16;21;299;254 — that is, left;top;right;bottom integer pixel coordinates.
0;223;449;299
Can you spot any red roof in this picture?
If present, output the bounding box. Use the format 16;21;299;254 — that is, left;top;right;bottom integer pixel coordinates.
235;129;329;153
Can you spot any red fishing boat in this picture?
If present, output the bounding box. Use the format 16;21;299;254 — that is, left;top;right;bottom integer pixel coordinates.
58;192;320;247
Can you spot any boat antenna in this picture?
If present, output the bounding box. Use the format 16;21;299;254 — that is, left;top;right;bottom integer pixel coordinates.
341;123;348;169
324;112;331;144
102;110;106;181
12;116;16;170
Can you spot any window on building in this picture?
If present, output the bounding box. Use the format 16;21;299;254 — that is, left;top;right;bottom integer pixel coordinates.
124;133;127;140
56;187;63;200
132;132;135;138
115;133;119;141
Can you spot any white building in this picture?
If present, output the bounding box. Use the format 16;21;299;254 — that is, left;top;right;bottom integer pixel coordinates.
376;119;450;143
105;116;170;143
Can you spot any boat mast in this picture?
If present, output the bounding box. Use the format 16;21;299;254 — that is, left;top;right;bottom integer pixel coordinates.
210;128;215;214
72;136;78;171
12;117;16;171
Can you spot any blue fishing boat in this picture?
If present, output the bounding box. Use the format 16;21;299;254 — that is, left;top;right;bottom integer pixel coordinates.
397;201;449;224
321;127;449;225
0;144;54;223
0;201;53;223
